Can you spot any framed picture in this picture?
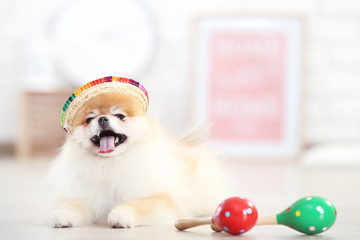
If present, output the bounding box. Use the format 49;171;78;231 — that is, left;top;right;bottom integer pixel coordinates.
191;14;303;160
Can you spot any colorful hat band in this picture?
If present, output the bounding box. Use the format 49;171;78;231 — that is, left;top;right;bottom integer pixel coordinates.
61;76;149;134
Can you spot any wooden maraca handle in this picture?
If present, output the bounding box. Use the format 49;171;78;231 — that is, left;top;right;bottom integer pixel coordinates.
211;223;222;232
175;217;212;231
175;215;277;232
255;215;277;225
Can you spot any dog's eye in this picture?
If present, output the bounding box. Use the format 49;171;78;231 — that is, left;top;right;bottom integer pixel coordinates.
114;114;125;120
86;117;94;124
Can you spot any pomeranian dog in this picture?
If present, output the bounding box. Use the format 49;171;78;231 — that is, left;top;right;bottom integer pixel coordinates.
48;78;229;228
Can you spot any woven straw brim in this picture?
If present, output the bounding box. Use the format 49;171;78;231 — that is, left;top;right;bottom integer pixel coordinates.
62;81;148;134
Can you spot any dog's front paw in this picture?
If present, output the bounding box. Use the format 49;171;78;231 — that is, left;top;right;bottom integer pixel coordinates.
108;204;137;228
51;209;76;228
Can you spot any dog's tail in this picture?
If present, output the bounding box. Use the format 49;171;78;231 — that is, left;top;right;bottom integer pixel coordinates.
178;124;212;145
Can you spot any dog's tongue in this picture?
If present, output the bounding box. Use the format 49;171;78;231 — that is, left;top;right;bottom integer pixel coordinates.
98;136;116;154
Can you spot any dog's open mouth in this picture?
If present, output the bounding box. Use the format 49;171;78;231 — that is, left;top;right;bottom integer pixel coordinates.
90;130;127;154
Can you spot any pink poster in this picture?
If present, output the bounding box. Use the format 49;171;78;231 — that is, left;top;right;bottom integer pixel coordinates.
207;32;286;143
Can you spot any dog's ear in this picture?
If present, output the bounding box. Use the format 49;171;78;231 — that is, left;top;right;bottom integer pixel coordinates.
73;110;88;126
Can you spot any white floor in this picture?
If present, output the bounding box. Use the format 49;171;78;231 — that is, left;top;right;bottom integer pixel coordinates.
0;157;359;240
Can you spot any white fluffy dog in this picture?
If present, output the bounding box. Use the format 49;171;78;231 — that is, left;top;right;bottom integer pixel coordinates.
48;83;229;228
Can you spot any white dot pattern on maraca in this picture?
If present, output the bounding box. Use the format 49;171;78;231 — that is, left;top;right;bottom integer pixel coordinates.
277;196;337;235
219;197;255;235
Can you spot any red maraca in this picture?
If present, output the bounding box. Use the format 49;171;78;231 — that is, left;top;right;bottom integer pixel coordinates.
175;196;258;235
214;196;258;234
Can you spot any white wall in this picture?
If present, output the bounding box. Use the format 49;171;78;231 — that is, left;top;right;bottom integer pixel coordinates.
1;0;360;153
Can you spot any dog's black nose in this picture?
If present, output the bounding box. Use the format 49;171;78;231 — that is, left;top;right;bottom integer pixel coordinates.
98;116;109;128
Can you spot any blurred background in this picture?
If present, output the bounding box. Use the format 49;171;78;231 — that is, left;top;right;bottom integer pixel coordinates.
1;0;360;165
1;1;360;238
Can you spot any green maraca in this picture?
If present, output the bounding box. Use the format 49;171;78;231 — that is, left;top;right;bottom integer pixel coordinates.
256;196;337;235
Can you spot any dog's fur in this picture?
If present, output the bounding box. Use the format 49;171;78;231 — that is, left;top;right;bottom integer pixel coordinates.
48;95;229;228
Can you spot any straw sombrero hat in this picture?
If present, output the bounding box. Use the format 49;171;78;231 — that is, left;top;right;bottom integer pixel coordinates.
61;76;149;134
